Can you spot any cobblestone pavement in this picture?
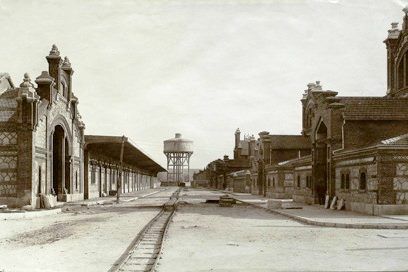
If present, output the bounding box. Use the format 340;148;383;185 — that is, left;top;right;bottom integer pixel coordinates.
157;188;408;272
0;187;178;272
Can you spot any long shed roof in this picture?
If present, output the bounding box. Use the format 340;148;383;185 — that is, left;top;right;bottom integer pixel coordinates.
85;135;166;174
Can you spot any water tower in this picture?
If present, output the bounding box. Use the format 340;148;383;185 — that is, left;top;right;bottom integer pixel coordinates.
163;133;193;186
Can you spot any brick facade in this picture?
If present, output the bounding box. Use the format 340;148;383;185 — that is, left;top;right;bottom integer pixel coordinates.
247;9;408;215
0;46;86;208
0;46;163;208
196;8;408;215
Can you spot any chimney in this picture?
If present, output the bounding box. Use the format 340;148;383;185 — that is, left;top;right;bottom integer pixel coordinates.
46;44;62;92
17;73;40;128
35;71;54;103
384;20;401;95
61;56;74;101
234;128;240;149
403;6;408;30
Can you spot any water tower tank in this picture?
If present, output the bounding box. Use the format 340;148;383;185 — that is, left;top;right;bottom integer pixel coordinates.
163;133;193;153
163;133;194;186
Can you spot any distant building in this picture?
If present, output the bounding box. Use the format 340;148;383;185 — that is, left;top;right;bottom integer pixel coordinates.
255;133;310;197
195;129;253;190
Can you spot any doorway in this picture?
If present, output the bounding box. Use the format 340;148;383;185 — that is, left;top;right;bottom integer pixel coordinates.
52;125;70;201
314;122;328;205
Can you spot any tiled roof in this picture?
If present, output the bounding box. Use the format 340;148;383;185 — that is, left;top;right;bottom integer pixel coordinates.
0;111;16;122
0;89;18;122
269;135;310;149
339;97;408;120
276;154;311;166
0;73;14;94
0;98;17;109
380;133;408;145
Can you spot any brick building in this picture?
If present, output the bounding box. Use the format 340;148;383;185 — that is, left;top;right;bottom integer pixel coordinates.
254;132;310;196
0;45;164;208
197;8;408;214
195;129;253;190
0;45;85;208
269;9;408;214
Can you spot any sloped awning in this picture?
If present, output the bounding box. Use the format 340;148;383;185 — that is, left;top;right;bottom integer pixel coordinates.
84;135;166;175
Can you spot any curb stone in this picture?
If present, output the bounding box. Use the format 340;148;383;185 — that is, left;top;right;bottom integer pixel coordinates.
67;189;166;207
229;195;408;230
0;208;62;220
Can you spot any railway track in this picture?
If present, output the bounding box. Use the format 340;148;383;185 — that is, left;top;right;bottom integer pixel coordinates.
108;189;180;272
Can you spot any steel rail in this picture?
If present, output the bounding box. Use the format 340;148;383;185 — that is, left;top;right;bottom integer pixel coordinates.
108;188;181;272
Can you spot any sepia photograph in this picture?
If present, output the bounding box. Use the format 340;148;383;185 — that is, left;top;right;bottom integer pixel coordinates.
0;0;408;271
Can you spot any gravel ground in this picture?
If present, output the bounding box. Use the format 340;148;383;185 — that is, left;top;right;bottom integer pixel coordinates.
157;189;408;272
0;188;177;272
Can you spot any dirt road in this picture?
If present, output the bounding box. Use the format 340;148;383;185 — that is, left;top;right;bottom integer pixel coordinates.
0;187;177;272
157;188;408;272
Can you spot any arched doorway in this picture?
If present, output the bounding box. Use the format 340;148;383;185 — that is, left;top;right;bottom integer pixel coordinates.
314;121;328;205
52;125;71;201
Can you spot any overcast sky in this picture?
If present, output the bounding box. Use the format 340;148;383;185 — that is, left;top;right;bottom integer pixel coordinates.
0;0;406;168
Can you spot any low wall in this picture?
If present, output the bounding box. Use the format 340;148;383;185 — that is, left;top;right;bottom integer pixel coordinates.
63;193;84;202
267;192;292;199
349;201;408;215
88;191;100;199
293;194;314;205
0;196;25;208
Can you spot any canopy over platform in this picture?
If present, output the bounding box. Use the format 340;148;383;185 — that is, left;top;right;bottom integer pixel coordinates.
85;135;166;175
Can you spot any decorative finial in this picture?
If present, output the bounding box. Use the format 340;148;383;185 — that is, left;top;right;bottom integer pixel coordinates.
403;6;408;16
49;44;60;56
307;82;316;91
62;56;71;68
20;73;34;88
315;80;322;90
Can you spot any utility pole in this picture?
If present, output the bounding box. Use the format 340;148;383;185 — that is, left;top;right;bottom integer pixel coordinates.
117;135;125;204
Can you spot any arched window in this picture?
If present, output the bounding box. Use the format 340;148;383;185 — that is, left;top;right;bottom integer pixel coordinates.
398;59;404;89
297;175;301;188
308;109;312;127
38;166;42;195
75;171;78;191
341;174;345;189
359;172;367;190
91;166;96;184
397;54;408;90
306;176;312;188
345;173;350;190
272;177;275;187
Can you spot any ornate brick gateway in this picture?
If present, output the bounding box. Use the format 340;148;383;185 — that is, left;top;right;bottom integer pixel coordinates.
0;45;85;208
0;45;164;208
